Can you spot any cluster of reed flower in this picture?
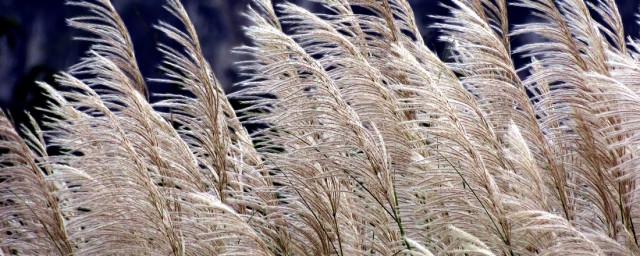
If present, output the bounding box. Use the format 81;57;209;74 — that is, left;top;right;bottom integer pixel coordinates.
2;0;640;255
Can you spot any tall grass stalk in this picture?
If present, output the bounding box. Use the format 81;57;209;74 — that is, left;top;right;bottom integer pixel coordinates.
2;0;640;255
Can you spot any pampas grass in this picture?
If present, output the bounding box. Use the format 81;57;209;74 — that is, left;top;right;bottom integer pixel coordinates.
2;0;640;254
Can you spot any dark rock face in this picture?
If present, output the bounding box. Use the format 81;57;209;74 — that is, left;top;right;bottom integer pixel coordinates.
1;0;639;123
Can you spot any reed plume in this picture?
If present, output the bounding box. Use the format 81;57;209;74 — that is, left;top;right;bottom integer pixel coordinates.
3;0;640;255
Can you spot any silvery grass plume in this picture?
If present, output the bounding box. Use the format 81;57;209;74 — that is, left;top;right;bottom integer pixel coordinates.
2;0;640;255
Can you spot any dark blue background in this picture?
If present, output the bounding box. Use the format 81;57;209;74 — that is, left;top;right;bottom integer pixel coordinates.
1;0;639;124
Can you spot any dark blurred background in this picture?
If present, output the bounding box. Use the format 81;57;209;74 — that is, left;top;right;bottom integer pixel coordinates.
1;0;640;125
